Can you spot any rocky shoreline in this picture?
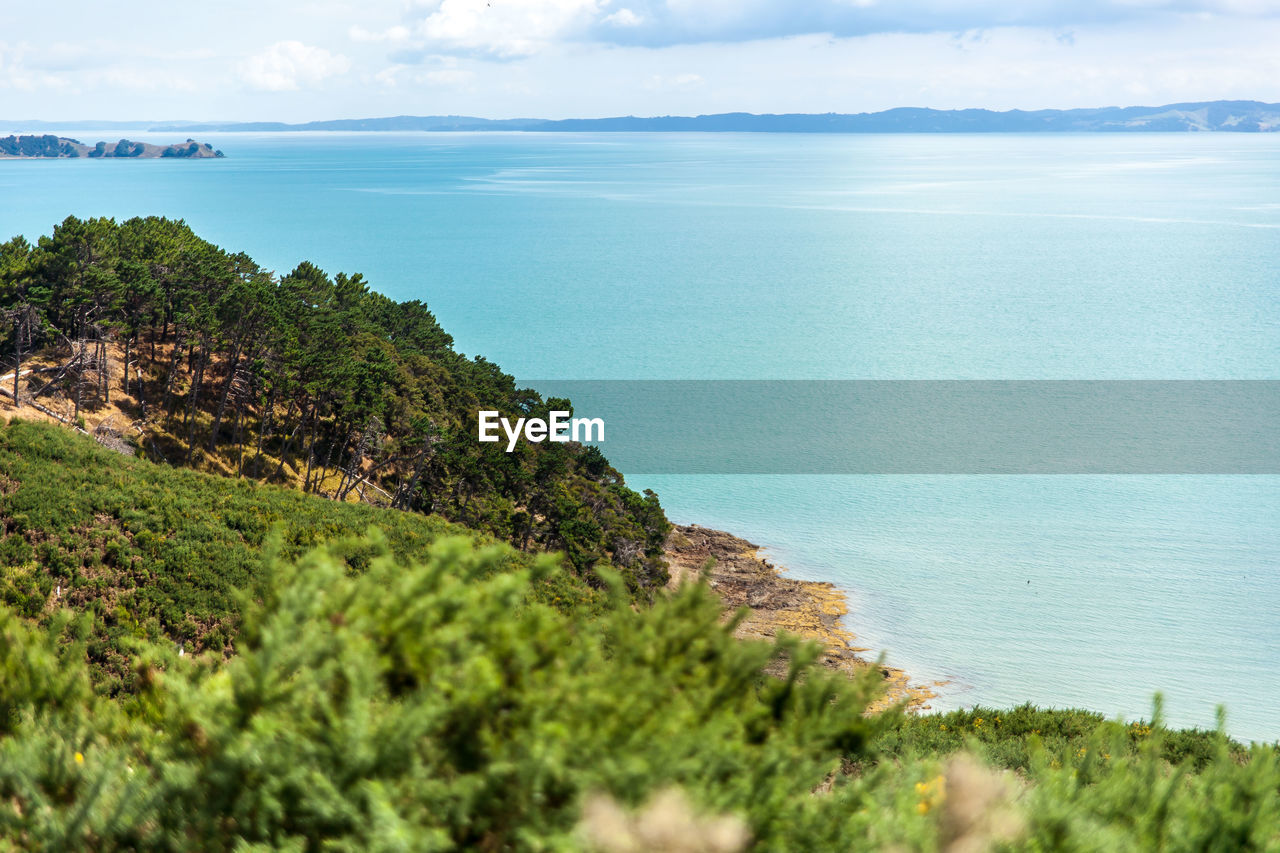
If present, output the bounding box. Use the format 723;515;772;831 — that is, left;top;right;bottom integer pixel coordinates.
665;523;937;712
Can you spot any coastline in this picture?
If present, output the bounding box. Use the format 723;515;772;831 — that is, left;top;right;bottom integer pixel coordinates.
665;524;937;713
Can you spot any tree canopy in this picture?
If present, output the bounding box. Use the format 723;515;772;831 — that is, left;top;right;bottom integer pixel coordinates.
0;217;669;594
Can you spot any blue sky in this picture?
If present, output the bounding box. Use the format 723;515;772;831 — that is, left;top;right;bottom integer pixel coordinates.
2;0;1279;121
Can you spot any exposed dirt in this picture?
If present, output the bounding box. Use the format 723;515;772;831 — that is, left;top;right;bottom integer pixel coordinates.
665;523;939;713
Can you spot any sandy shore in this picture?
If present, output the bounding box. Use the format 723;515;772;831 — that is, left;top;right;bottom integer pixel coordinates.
665;523;937;713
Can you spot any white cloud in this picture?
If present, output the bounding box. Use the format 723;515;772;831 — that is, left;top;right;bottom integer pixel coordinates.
602;8;643;27
0;41;75;92
2;0;1279;120
644;72;704;90
349;25;412;43
572;0;1280;48
100;66;200;93
423;68;475;86
409;0;602;58
372;59;475;89
239;40;351;91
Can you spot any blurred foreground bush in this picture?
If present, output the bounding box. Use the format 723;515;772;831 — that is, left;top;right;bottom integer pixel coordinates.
1;533;1277;850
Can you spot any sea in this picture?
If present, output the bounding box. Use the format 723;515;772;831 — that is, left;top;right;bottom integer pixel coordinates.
1;130;1276;741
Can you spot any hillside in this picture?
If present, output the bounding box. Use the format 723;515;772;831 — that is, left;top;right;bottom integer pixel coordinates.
0;135;223;159
145;99;1280;133
0;419;597;694
0;216;670;595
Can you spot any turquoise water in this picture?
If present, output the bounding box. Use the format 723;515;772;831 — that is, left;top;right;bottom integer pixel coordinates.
2;131;1277;740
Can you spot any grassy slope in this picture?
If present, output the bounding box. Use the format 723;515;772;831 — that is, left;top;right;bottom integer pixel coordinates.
875;703;1250;774
0;419;598;694
0;420;1260;761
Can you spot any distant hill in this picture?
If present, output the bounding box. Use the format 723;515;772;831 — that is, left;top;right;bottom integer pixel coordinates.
0;120;158;131
0;135;223;158
143;100;1280;133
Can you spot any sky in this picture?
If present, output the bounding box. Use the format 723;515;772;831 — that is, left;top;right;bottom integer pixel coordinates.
1;0;1279;121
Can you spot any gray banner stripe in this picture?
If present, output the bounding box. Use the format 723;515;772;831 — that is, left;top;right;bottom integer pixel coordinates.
516;381;1280;474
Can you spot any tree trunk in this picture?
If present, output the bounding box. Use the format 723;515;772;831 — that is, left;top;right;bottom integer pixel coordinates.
161;344;183;422
335;419;375;499
233;408;245;475
99;340;109;404
302;412;322;491
271;402;309;482
122;335;130;399
12;313;22;407
73;354;83;423
208;341;244;452
393;448;431;511
251;384;282;479
313;435;337;495
183;348;207;464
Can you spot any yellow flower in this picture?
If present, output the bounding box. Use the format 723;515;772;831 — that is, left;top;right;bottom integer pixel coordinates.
914;774;947;815
74;752;84;765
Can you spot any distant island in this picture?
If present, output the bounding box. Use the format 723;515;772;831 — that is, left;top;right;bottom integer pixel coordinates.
0;135;223;159
128;99;1279;134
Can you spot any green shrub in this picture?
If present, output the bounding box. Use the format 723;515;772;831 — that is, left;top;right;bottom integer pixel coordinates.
876;702;1247;774
0;420;599;693
1;533;1278;850
0;535;888;850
